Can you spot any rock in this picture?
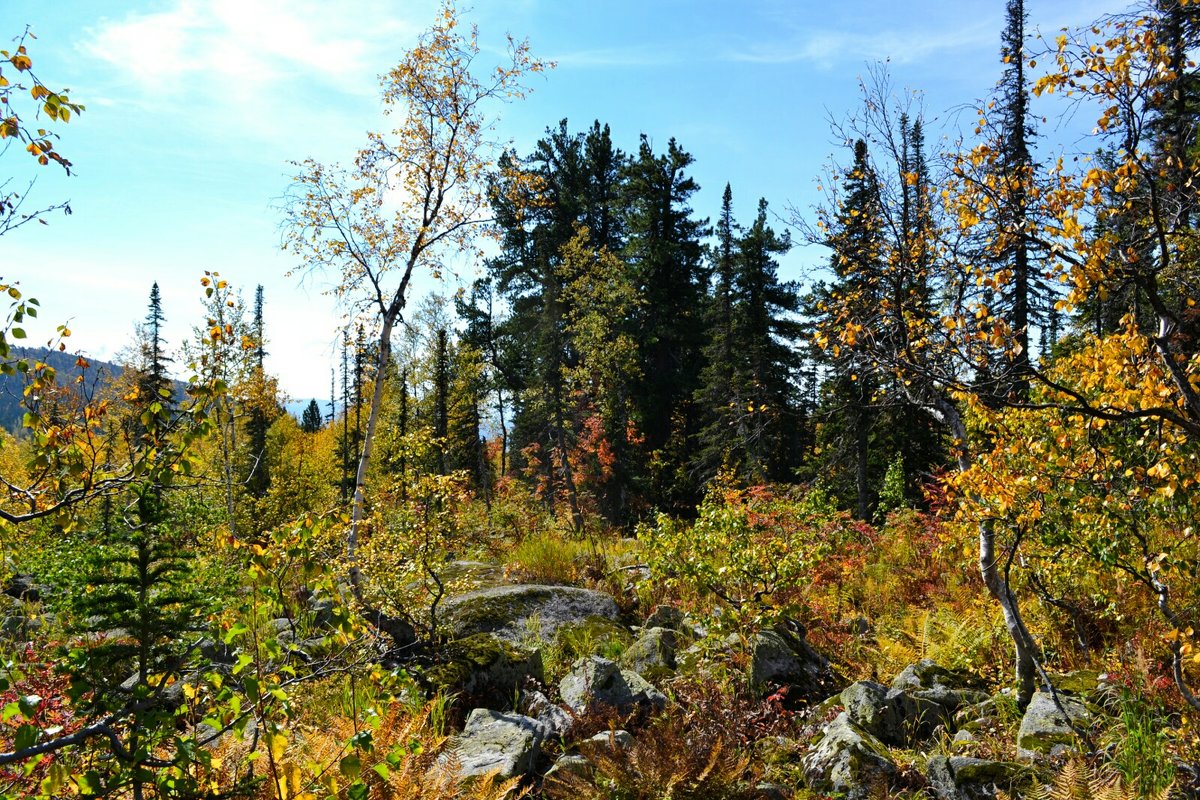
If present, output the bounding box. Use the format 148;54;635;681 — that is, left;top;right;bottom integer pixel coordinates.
559;656;666;714
440;584;620;645
307;597;336;628
450;708;549;780
2;575;48;603
543;753;591;782
750;624;842;701
841;680;949;747
622;626;677;680
801;712;897;800
523;690;573;738
927;755;1021;800
425;633;544;710
1017;691;1090;759
754;783;790;800
644;604;686;631
891;659;990;713
587;729;634;749
554;617;634;659
953;729;976;744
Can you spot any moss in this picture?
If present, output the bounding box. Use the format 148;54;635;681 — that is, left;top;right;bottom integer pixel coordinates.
424;633;544;705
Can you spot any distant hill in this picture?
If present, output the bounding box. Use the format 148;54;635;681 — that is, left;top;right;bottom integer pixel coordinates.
0;347;129;434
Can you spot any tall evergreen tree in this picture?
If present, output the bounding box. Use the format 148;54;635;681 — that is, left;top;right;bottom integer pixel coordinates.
300;398;323;433
622;136;708;510
812;140;887;518
244;284;270;497
137;283;173;414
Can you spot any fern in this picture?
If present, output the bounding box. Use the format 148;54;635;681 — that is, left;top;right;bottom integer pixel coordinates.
543;714;757;800
997;757;1171;800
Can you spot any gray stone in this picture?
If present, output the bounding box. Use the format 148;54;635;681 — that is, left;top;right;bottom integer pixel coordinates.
1017;691;1090;759
892;659;989;713
841;680;949;747
425;633;544;710
644;604;685;631
440;584;619;645
801;712;897;800
622;626;677;679
587;729;634;749
559;656;666;714
750;625;840;700
927;755;1021;800
543;753;590;782
523;690;573;738
451;709;549;780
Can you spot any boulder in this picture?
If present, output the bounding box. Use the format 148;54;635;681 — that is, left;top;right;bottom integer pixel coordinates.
559;656;666;714
841;680;949;747
801;712;897;800
622;626;677;680
543;753;591;782
750;624;842;701
450;709;549;780
891;659;990;713
425;633;544;710
644;604;686;631
927;755;1022;800
587;729;634;749
440;584;619;645
523;690;573;738
1017;691;1090;759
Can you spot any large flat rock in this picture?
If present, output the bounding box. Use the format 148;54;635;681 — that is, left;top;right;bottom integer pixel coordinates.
440;584;620;644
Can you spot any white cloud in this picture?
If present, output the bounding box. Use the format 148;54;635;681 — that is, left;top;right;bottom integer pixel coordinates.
80;0;433;142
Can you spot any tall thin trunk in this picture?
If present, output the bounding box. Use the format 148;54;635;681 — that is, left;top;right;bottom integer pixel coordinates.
922;391;1038;706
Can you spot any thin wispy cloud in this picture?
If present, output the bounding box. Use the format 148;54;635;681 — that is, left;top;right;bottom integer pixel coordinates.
80;0;429;143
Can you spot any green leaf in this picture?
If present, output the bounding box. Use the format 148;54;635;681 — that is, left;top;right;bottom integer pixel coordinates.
339;753;361;780
14;723;38;751
11;328;25;339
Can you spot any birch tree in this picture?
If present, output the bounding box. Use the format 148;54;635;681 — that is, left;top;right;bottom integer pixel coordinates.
281;3;548;594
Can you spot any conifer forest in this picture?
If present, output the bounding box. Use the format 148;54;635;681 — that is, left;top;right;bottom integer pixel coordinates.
3;1;1200;797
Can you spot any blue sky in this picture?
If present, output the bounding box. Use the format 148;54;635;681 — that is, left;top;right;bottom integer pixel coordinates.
3;0;1125;400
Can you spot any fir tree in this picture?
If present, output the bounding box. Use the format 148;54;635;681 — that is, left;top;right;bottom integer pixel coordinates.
300;398;323;433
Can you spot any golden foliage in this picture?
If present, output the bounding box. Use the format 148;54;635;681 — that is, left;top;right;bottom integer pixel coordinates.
997;757;1170;800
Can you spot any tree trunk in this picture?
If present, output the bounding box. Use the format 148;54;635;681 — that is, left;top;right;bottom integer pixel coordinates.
349;314;391;582
922;391;1038;706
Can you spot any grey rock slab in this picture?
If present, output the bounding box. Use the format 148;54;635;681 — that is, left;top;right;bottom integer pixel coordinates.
1017;691;1090;759
440;584;619;645
927;755;1022;800
559;656;666;714
450;708;549;780
750;625;841;700
801;712;897;800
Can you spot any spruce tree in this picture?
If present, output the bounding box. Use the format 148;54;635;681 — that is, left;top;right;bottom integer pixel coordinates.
300;398;323;433
245;284;271;497
622;136;708;510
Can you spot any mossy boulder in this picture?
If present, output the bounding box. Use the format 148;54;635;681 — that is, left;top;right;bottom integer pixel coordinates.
926;755;1025;800
802;712;897;800
425;633;544;710
440;584;620;645
750;624;842;701
621;626;677;680
841;680;949;747
1016;691;1090;759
